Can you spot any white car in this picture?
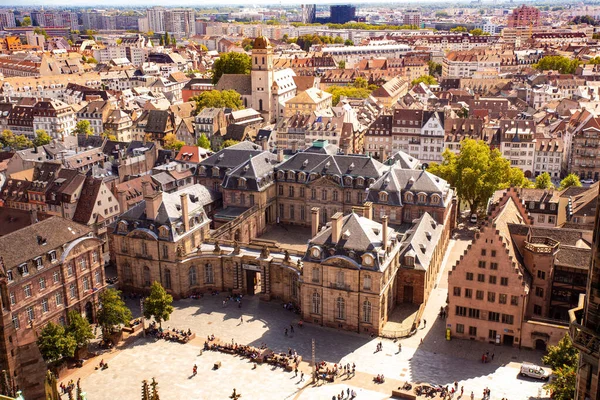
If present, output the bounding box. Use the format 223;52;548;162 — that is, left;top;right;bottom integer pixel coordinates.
582;179;595;185
470;214;478;223
520;362;550;380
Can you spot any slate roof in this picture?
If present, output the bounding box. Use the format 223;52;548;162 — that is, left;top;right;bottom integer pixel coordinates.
198;141;265;179
366;168;451;207
277;151;385;179
399;213;444;271
222;151;279;191
72;177;103;225
215;74;252;96
554;246;591;270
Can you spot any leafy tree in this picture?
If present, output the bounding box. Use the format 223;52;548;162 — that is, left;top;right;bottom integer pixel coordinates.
428;60;442;76
159;36;164;46
325;86;372;105
37;322;77;362
143;282;174;328
535;172;554;189
212;52;252;85
412;75;438;86
450;26;467;32
559;173;582;190
344;39;353;46
534;55;580;74
197;134;211;149
545;365;576;400
543;334;579;370
221;139;239;149
469;28;489;36
171;36;176;47
435;11;449;17
353;77;369;89
66;310;94;349
22;16;31;26
333;36;344;44
542;334;578;400
0;129;33;150
192;90;242;114
338;60;346;69
74;120;93;136
164;32;169;47
85;57;98;64
571;15;600;26
457;107;469;118
34;129;52;146
163;133;185;151
33;27;49;39
97;288;132;339
427;139;530;213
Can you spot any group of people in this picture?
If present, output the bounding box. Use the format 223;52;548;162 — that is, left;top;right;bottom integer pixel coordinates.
59;378;80;395
439;306;448;319
374;374;385;383
333;388;357;399
147;323;193;343
223;294;243;308
375;341;384;352
315;361;356;382
481;351;495;363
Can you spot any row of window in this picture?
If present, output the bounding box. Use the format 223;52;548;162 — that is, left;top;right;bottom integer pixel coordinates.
122;265;214;288
19;271;101;304
453;288;519;305
310;293;374;323
310;268;374;291
455;324;500;340
465;272;509;286
455;306;515;324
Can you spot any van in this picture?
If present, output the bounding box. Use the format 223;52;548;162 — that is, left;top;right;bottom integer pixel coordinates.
470;214;478;224
520;362;550;380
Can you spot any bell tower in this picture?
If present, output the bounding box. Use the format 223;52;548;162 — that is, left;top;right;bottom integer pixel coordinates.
250;36;274;120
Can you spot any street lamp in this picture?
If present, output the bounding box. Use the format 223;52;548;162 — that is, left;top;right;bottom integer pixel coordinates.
140;298;146;337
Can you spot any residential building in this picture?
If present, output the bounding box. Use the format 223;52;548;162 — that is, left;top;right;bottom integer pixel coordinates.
147;7;166;33
507;5;541;28
164;9;196;37
0;11;16;29
284;88;333;118
329;5;356;24
403;10;421;27
32;100;76;140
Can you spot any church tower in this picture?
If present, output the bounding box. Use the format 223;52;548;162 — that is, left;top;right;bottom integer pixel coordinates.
250;36;274;120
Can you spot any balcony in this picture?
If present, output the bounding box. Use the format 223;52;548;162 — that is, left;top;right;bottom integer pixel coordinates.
524;237;559;254
329;282;352;291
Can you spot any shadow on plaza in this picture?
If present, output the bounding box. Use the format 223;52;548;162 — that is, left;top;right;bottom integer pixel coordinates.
406;315;546;387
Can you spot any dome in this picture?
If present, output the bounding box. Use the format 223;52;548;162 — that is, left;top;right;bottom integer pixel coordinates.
253;36;271;50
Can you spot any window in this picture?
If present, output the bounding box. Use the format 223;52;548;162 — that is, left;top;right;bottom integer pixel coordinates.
311;267;319;283
487;292;496;303
311;189;317;200
83;276;90;291
468;326;477;336
501;314;514;325
535;287;544;298
489;330;497;340
6;270;12;282
322;190;327;201
455;306;467;316
9;292;15;306
533;304;542;315
511;295;519;306
249;194;255;206
143;267;151;287
92;251;98;264
289;205;295;220
333;191;339;201
164;269;172;290
499;294;507;304
39;277;46;290
189;266;197;286
162;245;169;259
42;298;49;313
95;271;101;285
336;297;345;320
363;300;372;323
67;263;74;276
491;250;496;257
481;249;486;256
12;314;19;330
141;241;148;256
363;275;372;291
69;283;76;299
465;288;472;298
336;270;345;286
476;290;484;300
488;312;500;322
26;306;34;322
453;287;461;296
478;261;486;269
477;274;485;282
53;271;60;284
35;257;43;269
456;323;464;333
55;292;63;306
468;308;480;318
490;262;498;270
537;270;546;280
49;251;56;262
204;263;214;284
19;264;29;276
312;292;321;314
489;275;497;285
288;186;294;197
23;285;32;298
121;239;128;253
500;277;508;286
466;272;473;281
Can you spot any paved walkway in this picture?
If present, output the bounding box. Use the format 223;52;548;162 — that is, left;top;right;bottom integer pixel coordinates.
68;235;550;400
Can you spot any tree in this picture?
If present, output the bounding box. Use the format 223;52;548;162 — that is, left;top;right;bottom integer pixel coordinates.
22;16;31;26
197;134;211;150
411;75;438;86
542;334;579;400
163;134;185;151
535;172;554;189
0;129;33;150
545;365;576;400
353;77;368;89
192;90;243;114
66;310;94;349
159;36;164;46
450;26;467;32
589;57;600;65
325;86;372;105
543;334;579;370
211;52;251;84
164;32;169;48
344;39;353;46
427;139;530;213
534;55;580;74
428;60;442;76
221;139;239;149
143;282;174;328
37;322;77;362
171;36;176;47
333;36;344;44
73;120;93;136
338;60;346;69
96;288;132;339
34;129;52;146
559;174;582;190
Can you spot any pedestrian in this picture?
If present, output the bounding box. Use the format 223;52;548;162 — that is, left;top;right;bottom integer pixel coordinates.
285;328;288;336
423;319;427;328
300;372;304;382
491;352;495;361
240;315;243;323
294;367;298;377
420;338;423;345
238;301;242;308
398;343;402;352
193;364;197;376
347;388;350;397
470;391;474;400
290;324;294;333
461;386;464;396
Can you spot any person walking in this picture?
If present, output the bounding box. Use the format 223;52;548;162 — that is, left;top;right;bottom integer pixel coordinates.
294;367;298;377
285;328;288;336
193;364;197;376
300;372;304;382
290;324;294;334
240;315;243;324
423;319;427;328
398;343;402;353
470;391;474;400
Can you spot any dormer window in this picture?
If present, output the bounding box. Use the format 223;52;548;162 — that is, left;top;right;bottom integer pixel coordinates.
18;263;29;276
379;191;388;202
287;171;295;180
417;193;427;203
277;171;285;180
238;177;247;189
118;220;128;233
405;255;415;267
6;270;13;282
48;251;57;263
404;192;414;203
431;194;440;204
35;257;43;269
212;166;220;176
310;247;321;259
159;225;170;239
298;171;306;181
362;253;374;266
529;201;535;209
356;177;364;187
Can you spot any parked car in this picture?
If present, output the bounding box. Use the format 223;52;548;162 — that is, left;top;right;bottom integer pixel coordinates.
470;214;478;223
520;362;550;380
582;179;595;185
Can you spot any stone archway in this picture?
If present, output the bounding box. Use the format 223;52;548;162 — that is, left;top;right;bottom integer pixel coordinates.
535;339;547;351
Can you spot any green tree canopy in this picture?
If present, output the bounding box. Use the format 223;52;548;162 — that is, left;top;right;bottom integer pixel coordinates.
338;60;346;69
450;26;467;32
542;334;579;400
66;310;94;349
333;36;344;44
212;52;251;84
428;60;442;76
0;129;33;150
22;16;31;26
196;134;211;150
97;288;132;339
34;129;52;146
427;138;531;213
163;133;185;151
559;173;582;190
411;75;438;86
192;90;243;114
74;120;93;136
221;139;239;149
143;282;174;328
534;55;580;74
344;39;353;46
535;172;554;189
543;334;579;370
325;86;372;105
469;28;490;36
589;57;600;65
37;322;77;362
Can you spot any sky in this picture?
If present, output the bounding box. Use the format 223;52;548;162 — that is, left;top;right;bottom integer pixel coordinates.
0;0;459;6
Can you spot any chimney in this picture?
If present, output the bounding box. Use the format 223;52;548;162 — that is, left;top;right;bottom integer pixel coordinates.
311;207;320;237
331;212;343;245
30;209;38;225
180;192;190;232
382;215;389;252
261;138;268;151
291;140;298;153
116;188;127;214
142;181;161;221
363;201;373;220
277;147;284;162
